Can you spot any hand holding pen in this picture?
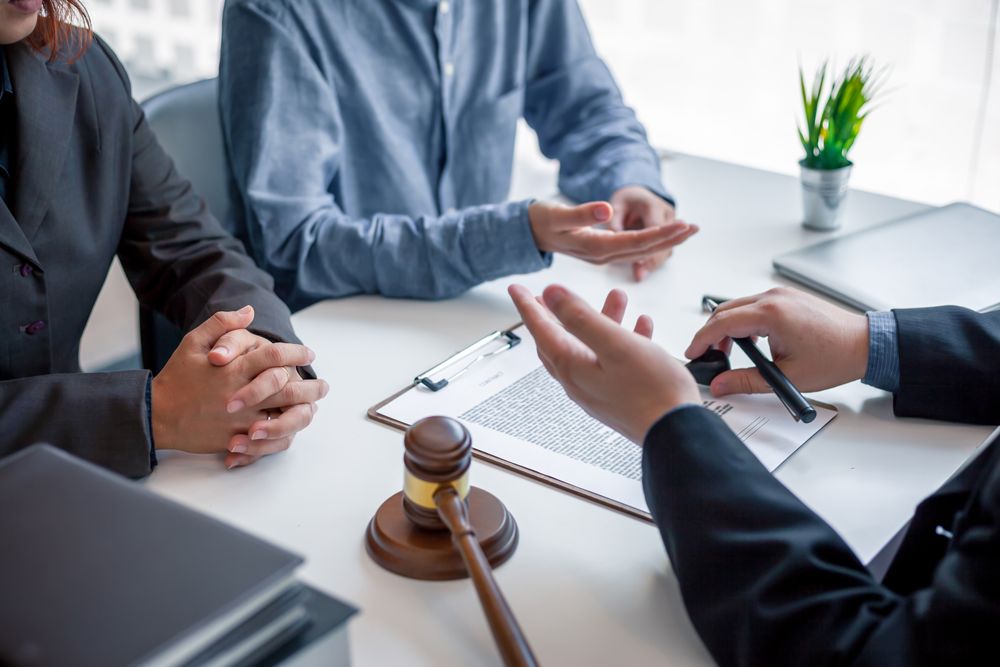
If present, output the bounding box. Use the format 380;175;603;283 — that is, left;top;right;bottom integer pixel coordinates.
686;288;873;421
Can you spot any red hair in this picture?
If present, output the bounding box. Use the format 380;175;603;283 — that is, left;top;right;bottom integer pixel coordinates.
27;0;93;63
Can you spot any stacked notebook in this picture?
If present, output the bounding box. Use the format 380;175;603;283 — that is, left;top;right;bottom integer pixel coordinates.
0;445;356;667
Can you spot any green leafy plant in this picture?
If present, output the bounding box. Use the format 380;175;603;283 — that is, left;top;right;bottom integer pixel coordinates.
799;57;885;170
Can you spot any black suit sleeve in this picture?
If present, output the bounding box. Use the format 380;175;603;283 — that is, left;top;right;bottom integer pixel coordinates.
892;307;1000;424
88;37;302;350
0;371;153;478
643;405;998;667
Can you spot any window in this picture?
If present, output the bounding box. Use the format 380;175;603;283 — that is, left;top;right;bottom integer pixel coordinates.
168;0;190;19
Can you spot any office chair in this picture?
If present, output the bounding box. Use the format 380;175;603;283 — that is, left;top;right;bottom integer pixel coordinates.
140;78;230;374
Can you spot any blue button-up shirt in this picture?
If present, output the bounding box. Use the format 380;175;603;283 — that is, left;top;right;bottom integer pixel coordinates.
220;0;670;310
0;47;14;205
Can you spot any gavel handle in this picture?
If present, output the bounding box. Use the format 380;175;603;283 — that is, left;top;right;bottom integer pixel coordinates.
435;488;538;667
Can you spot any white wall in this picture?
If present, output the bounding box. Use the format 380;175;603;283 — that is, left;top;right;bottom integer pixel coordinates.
572;0;1000;211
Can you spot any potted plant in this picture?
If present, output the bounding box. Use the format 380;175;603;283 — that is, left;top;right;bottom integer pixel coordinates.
798;57;885;230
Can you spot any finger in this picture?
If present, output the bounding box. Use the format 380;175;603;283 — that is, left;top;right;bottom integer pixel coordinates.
228;432;294;458
710;368;772;397
240;342;316;379
685;305;773;359
248;403;315;441
633;262;646;282
224;452;260;469
227;366;294;414
550;201;613;232
184;306;254;351
600;289;629;324
717;337;734;356
709;292;764;317
540;284;630;359
583;220;689;253
208;329;265;366
258;378;330;411
634;314;654;339
509;284;586;376
608;199;626;232
597;227;698;265
632;248;673;282
585;223;698;264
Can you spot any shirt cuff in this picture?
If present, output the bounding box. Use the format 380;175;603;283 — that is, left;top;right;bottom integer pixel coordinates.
862;311;900;392
459;199;553;279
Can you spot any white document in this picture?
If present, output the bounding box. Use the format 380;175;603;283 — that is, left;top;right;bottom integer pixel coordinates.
377;331;836;517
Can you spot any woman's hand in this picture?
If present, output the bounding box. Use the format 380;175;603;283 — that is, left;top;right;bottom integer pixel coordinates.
151;306;327;469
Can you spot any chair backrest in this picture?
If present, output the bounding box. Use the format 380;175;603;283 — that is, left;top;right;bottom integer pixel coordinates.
141;78;229;224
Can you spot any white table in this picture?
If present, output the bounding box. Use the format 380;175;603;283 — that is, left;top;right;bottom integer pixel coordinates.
146;154;995;666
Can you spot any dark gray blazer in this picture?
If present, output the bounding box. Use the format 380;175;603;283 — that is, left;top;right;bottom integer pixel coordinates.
643;306;1000;666
0;37;302;478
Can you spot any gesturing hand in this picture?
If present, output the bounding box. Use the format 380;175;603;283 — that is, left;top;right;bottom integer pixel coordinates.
609;186;692;281
528;200;697;268
508;284;700;444
151;306;326;468
685;287;870;397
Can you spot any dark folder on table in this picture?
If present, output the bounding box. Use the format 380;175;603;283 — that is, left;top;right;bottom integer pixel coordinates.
0;445;356;667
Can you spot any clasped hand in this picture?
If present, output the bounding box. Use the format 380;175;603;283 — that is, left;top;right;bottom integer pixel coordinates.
151;306;329;469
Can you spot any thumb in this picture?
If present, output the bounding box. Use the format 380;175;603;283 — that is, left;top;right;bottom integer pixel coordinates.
710;367;771;397
550;201;613;232
608;199;626;232
185;305;255;351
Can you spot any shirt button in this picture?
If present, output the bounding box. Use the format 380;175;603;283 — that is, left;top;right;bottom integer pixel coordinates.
18;263;33;277
22;320;46;335
439;1;450;14
444;62;455;77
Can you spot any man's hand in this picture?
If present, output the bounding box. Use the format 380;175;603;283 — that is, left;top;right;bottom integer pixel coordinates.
151;306;325;468
685;287;870;397
528;200;697;269
509;284;699;444
205;325;329;469
609;186;693;281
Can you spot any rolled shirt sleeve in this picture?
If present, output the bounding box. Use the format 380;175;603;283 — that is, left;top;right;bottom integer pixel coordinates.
524;0;673;206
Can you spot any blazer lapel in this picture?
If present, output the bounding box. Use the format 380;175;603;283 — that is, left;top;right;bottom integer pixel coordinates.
7;42;79;244
0;195;37;264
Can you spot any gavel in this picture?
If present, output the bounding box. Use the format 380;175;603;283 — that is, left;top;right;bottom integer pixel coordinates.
366;416;538;667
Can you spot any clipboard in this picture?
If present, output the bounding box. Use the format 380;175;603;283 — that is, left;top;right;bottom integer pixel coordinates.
368;322;839;524
367;322;657;522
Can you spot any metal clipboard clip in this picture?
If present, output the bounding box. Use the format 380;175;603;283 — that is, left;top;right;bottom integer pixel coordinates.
415;328;522;392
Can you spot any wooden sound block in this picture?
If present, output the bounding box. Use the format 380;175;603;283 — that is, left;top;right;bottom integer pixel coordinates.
366;487;519;581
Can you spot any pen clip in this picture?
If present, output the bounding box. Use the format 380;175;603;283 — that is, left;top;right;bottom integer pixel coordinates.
415;329;522;392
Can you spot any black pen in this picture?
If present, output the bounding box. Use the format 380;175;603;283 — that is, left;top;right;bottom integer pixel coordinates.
701;296;817;424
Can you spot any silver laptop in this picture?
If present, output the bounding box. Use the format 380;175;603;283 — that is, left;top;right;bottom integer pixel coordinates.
773;202;1000;313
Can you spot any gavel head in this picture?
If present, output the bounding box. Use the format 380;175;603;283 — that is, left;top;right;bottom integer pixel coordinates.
401;416;473;530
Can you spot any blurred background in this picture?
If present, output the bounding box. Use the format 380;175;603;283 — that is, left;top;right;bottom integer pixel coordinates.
81;0;999;367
